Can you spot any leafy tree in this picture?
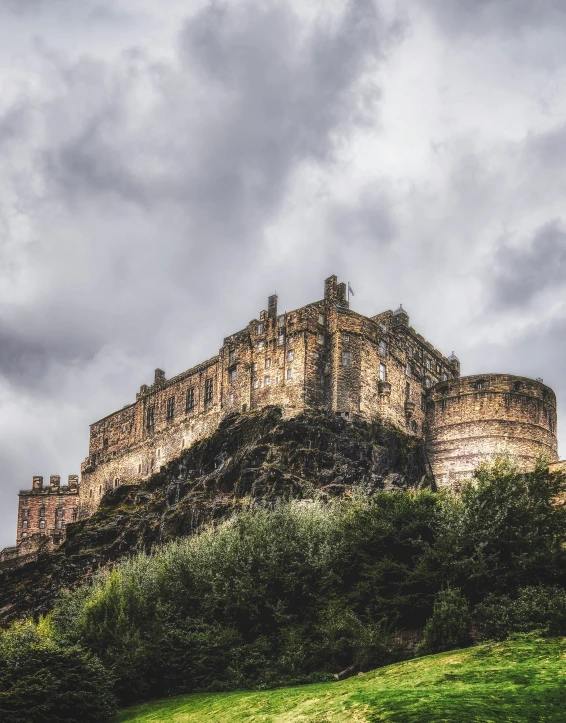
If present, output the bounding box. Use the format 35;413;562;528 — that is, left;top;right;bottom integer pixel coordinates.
416;588;473;656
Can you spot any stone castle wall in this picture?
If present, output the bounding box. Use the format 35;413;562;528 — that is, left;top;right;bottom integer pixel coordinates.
426;374;559;490
15;475;79;548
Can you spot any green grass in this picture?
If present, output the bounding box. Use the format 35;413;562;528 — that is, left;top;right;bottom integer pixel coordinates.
115;635;566;723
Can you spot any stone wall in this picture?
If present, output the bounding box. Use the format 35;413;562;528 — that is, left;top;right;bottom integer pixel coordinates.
426;374;558;489
15;475;79;547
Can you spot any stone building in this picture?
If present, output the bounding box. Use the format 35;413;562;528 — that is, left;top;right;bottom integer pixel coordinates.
2;274;562;553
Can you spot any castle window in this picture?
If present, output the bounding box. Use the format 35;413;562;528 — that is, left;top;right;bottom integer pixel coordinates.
278;315;285;327
56;520;63;529
21;532;27;539
405;382;410;400
406;364;411;377
99;485;102;495
421;394;427;412
379;363;387;381
476;380;483;391
264;375;271;386
317;334;324;345
318;314;325;325
312;352;319;360
146;406;155;432
229;393;235;403
39;520;45;529
441;373;448;382
21;508;28;518
114;478;119;487
411;420;418;433
343;333;350;342
380;323;387;332
286;368;293;380
22;520;27;529
166;397;175;421
253;379;259;389
257;322;264;335
379;340;387;357
72;512;78;521
204;379;213;403
252;362;257;373
287;350;294;362
425;377;432;388
257;340;265;351
40;507;45;517
265;358;271;369
230;368;237;382
426;359;431;371
22;497;28;506
89;489;93;499
186;387;195;412
278;334;284;346
436;363;441;374
157;448;161;458
342;351;352;366
229;349;236;363
103;437;108;448
242;403;247;413
56;508;63;518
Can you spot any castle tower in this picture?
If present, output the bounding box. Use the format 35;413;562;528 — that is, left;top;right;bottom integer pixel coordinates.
426;374;558;490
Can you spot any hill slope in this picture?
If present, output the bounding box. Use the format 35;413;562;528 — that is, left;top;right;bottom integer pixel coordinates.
0;407;430;624
115;635;566;723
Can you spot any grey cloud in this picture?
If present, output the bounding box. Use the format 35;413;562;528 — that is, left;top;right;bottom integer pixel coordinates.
489;222;566;311
327;185;396;247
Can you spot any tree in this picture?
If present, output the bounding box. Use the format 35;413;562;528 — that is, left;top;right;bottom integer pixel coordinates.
416;588;473;656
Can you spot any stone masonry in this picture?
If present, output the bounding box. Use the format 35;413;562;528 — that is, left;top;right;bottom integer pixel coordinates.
2;275;561;553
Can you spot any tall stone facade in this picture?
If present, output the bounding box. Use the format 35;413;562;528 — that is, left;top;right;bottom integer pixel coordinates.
2;274;561;554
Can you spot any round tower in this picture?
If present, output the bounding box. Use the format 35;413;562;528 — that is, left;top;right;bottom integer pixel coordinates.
426;374;558;490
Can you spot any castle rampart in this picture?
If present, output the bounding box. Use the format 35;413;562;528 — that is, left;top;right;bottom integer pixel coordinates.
426;374;558;489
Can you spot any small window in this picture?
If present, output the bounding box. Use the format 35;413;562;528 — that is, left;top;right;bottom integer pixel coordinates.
343;333;350;342
342;351;352;366
426;359;431;371
22;520;27;529
22;497;29;506
287;350;294;362
265;358;271;369
146;406;155;432
242;403;247;413
229;349;236;363
114;478;119;487
21;532;27;539
229;393;235;403
39;519;46;529
278;334;284;346
40;508;45;517
411;420;418;432
257;322;264;335
253;379;259;389
166;396;175;421
230;368;237;382
56;520;63;529
421;393;427;412
103;437;109;448
186;387;195;412
317;334;324;345
379;340;387;357
406;364;411;377
318;314;325;325
264;375;271;386
257;340;265;352
405;382;410;400
286;368;293;380
425;377;431;388
252;362;257;373
408;346;414;358
138;464;142;473
311;351;319;360
157;448;161;458
441;373;448;382
380;323;387;332
205;379;213;403
379;363;387;381
21;509;28;518
56;508;63;518
99;485;102;495
436;363;441;374
89;489;93;499
278;315;285;327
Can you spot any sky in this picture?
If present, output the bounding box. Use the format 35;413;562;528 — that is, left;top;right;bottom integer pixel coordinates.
1;0;566;548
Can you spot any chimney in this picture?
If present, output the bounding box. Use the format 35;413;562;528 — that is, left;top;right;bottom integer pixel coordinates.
324;275;338;302
337;282;348;306
68;475;79;490
32;476;43;490
50;475;61;489
154;368;166;384
268;294;278;319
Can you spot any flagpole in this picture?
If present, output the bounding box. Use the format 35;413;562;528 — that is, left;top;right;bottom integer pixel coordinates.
347;281;350;302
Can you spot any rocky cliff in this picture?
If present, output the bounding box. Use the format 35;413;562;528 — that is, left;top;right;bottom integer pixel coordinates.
0;407;431;624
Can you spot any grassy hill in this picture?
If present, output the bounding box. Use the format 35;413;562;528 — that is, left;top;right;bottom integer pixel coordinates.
115;635;566;723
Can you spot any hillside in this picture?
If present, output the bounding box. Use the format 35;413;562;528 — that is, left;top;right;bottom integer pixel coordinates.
115;635;566;723
0;407;430;624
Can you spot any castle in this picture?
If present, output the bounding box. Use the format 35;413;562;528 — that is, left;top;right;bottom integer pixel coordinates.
3;275;561;560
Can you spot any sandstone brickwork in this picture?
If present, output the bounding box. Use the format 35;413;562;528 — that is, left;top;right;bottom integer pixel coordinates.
426;374;558;490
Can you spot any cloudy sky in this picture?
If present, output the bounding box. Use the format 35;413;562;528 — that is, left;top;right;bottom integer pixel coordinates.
1;0;566;547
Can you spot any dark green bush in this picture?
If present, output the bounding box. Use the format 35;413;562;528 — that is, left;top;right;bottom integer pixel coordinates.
0;619;116;723
476;586;566;640
415;588;473;656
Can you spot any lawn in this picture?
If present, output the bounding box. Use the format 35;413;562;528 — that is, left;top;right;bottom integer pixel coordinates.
115;635;566;723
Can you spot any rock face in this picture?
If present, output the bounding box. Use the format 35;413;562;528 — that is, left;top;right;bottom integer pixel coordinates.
0;407;431;624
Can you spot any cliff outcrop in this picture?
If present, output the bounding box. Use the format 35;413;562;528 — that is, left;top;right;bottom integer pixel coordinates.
0;407;431;624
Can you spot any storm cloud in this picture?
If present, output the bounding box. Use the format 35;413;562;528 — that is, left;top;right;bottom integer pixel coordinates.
1;0;566;547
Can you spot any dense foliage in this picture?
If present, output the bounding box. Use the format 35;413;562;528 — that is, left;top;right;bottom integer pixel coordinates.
0;619;116;723
2;457;565;711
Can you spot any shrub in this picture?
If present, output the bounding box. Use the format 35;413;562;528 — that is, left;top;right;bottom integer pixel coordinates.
0;619;116;723
415;588;473;656
476;586;566;640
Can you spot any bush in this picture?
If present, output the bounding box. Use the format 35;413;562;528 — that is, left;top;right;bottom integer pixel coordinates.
415;588;473;656
476;586;566;640
0;619;116;723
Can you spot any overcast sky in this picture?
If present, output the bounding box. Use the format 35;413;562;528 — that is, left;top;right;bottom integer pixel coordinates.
1;0;566;548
